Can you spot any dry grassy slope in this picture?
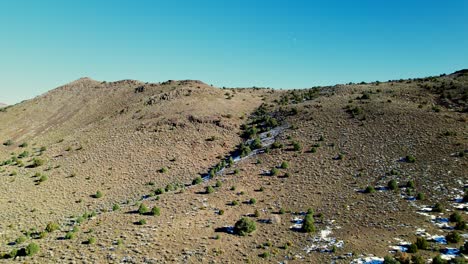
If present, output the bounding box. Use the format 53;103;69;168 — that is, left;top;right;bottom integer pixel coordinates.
28;73;467;264
0;79;266;256
0;72;466;263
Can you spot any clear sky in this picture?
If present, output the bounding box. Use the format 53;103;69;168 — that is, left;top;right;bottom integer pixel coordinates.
0;0;467;104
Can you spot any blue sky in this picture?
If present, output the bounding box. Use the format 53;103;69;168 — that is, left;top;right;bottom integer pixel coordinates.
0;0;467;104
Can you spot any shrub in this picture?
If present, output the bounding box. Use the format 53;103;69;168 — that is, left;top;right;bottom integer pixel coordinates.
250;138;262;150
445;231;461;243
433;203;443;213
270;168;279;176
232;200;239;206
302;213;315;233
411;255;424;264
206;186;214;194
94;191;103;198
165;183;175;192
31;158;44;167
463;192;468;203
45;222;59;232
388;180;398;190
259;252;270;258
112;204;120;211
7;249;18;259
19;142;28;148
154;188;165;195
462;241;468;254
25;242;39;256
279;208;285;214
405;155;416;163
432;255;446;264
65;231;75;240
192;176;203;185
310;147;317;153
150;206;160;216
364;186;375;193
16;236;27;244
138;204;149;214
253;209;260;217
280;161;289;169
407;243;418;253
406;180;415;189
159;167;168;173
18;151;29;158
215;180;222;188
455;221;466;230
416;192;425;200
293;141;302;151
383;256;399;264
249;198;257;204
218;209;224;215
39;175;48;182
449;212;462;223
3;140;13;146
86;237;96;244
272;142;283;149
240;145;252;157
234;217;256;236
415;237;428;250
136;219;146;225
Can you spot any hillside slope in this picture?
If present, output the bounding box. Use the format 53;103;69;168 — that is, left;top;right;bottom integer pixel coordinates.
0;71;466;263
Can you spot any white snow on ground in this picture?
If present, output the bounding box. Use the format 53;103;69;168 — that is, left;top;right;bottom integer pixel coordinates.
350;256;384;264
303;226;344;253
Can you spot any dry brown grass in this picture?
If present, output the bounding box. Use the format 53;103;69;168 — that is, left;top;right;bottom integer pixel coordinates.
0;72;466;263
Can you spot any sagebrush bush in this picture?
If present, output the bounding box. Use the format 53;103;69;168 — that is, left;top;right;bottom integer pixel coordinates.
388;180;398;190
25;242;39;256
31;158;44;167
215;180;222;188
364;186;375;193
234;217;256;236
150;206;160;216
416;192;425;200
45;222;59;232
292;141;302;151
270;168;279;176
449;212;462;223
138;204;149;214
446;231;460;243
65;231;75;240
405;155;416;163
192;176;203;185
94;191;103;198
433;203;443;213
280;161;289;169
206;186;214;194
415;237;428;250
407;243;418;253
302;213;315;233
